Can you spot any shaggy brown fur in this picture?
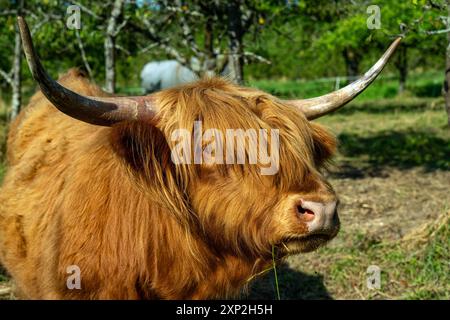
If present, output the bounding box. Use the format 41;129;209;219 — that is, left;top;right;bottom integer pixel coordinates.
0;68;337;299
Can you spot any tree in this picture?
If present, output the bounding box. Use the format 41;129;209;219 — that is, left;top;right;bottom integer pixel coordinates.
0;0;69;118
304;1;372;82
128;0;288;84
372;0;427;94
414;0;450;127
73;0;128;93
0;0;63;119
445;1;450;127
0;0;24;120
226;0;245;84
104;0;126;93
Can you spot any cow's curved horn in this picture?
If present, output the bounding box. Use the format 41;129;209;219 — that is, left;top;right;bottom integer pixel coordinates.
288;37;402;120
17;17;158;126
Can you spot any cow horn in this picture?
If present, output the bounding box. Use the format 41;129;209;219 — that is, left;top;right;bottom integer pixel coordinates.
17;16;159;126
288;37;402;120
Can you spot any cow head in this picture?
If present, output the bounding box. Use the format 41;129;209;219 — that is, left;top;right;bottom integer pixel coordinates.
17;17;401;260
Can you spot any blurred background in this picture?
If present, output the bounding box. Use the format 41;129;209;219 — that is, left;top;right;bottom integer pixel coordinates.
0;0;449;299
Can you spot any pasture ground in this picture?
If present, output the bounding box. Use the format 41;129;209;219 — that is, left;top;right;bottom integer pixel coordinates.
0;93;449;300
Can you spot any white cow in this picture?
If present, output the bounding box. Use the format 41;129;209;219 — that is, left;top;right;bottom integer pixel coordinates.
140;60;197;93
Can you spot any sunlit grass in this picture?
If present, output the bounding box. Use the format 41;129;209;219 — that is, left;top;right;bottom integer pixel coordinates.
303;211;450;300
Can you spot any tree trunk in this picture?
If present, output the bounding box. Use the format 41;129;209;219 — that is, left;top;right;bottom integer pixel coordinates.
203;14;216;75
11;0;24;120
104;36;115;93
76;29;93;79
227;0;244;84
104;0;124;93
445;2;450;127
343;48;361;84
396;45;408;94
199;9;217;77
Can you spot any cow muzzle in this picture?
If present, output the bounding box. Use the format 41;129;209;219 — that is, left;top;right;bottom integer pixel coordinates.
278;196;340;254
296;199;339;238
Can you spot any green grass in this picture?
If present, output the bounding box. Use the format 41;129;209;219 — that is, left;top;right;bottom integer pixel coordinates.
316;97;450;171
272;245;281;300
249;212;449;300
249;72;443;100
404;221;449;299
313;98;448;300
309;213;450;300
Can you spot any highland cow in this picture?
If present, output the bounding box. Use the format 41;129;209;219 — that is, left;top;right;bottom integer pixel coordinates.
0;18;401;299
140;60;197;93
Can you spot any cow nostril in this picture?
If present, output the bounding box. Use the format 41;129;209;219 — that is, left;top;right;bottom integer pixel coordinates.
296;205;315;221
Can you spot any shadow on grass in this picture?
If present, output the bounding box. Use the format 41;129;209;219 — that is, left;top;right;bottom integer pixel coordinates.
246;263;332;300
334;98;440;116
337;129;450;174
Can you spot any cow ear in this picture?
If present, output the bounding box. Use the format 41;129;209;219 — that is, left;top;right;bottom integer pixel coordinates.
110;121;192;225
310;123;337;167
110;121;172;177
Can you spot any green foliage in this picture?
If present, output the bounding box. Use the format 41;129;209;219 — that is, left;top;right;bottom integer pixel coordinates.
0;0;447;91
246;0;445;80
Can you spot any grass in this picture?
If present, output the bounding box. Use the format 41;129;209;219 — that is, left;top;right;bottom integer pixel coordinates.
272;245;281;300
316;97;450;171
306;211;449;300
296;94;448;300
250;211;449;300
249;72;443;100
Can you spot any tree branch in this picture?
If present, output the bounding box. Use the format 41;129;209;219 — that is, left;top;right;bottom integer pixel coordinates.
115;44;130;55
139;42;158;54
244;51;271;64
72;1;102;20
0;69;13;85
424;28;450;35
113;18;128;37
0;10;17;16
133;19;189;66
22;8;38;19
75;29;94;79
173;0;202;57
30;16;51;35
164;5;202;17
106;0;125;37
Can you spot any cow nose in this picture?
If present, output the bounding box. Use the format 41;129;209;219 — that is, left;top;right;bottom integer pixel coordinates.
296;199;339;235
